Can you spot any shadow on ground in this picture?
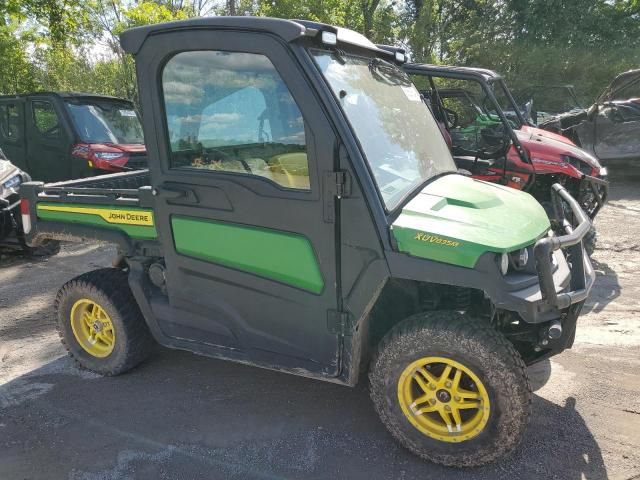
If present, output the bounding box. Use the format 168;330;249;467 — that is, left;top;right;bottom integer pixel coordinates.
582;258;621;314
0;349;608;480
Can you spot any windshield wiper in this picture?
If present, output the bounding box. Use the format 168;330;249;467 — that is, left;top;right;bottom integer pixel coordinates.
368;58;408;86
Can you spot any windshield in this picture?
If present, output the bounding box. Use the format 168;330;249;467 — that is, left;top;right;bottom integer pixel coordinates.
311;50;456;210
488;79;524;128
66;100;145;144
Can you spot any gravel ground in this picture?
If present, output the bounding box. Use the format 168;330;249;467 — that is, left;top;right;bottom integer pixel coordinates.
1;172;639;480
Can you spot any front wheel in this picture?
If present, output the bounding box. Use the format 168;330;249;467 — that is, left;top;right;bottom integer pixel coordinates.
369;311;531;467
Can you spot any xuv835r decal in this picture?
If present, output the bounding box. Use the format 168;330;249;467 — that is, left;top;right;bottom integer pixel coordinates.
36;203;157;239
171;216;324;294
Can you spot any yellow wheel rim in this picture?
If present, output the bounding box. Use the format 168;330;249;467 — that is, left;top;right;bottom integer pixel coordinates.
70;299;116;358
398;356;490;443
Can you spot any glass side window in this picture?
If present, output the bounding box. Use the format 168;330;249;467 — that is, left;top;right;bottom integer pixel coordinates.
0;104;21;141
32;101;61;138
162;50;310;190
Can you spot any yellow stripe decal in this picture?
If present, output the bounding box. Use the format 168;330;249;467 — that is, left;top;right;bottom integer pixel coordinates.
37;205;155;227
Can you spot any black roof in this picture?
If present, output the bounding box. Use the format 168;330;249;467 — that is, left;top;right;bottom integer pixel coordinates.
0;91;134;103
121;17;308;54
120;16;384;56
404;63;502;82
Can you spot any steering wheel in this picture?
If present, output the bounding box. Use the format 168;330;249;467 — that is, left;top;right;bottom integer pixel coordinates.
442;107;459;129
205;148;252;173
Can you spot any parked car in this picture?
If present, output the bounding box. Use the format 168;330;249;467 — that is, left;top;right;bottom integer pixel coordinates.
21;17;594;467
399;62;608;254
538;69;640;167
0;92;147;182
0;147;58;255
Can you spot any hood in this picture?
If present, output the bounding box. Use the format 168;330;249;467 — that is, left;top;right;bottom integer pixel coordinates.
0;159;21;183
520;125;575;146
516;128;602;173
0;159;27;198
391;174;550;268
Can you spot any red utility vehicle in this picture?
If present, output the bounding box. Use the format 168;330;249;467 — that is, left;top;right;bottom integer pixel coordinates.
397;61;608;253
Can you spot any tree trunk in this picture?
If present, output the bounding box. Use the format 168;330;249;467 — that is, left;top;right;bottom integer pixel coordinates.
361;0;381;39
228;0;236;16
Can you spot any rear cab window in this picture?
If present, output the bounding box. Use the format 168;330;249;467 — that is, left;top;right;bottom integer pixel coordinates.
162;50;310;190
0;103;21;142
32;100;61;138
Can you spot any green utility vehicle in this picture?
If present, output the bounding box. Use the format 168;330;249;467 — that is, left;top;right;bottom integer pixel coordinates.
20;18;594;467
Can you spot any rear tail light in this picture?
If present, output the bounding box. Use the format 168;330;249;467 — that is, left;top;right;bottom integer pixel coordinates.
71;143;129;171
20;198;31;234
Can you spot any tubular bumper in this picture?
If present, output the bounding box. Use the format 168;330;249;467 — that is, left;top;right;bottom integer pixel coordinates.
580;173;609;219
534;183;594;311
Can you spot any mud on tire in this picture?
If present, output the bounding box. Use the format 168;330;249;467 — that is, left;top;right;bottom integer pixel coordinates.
368;310;531;467
55;268;155;375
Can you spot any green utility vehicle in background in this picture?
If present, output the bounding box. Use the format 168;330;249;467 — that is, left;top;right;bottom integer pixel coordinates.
20;18;594;467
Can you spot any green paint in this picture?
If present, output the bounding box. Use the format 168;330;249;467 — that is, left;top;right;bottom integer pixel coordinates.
171;216;324;294
36;203;158;240
392;174;550;268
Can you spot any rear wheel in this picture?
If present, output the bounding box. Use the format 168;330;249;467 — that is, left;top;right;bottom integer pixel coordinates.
369;311;531;467
55;268;154;375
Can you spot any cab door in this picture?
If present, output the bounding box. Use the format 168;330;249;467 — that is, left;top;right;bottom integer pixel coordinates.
593;75;640;161
26;98;72;181
0;100;27;171
139;30;342;375
593;101;640;161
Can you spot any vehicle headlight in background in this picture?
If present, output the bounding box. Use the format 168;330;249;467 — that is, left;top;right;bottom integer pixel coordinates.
562;155;593;175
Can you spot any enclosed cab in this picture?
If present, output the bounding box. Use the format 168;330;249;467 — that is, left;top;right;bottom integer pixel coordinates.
0;92;146;182
20;18;595;467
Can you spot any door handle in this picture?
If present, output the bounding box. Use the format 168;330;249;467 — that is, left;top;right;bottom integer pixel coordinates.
153;185;185;199
153;185;199;204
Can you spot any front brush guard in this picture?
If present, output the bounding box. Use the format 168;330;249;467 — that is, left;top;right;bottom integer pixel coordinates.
534;183;594;310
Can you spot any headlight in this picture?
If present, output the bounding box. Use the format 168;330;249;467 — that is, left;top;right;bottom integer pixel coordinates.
499;247;532;275
599;166;608;177
499;253;509;275
513;247;529;269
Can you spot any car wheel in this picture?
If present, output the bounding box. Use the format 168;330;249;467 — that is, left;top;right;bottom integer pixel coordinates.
369;310;531;467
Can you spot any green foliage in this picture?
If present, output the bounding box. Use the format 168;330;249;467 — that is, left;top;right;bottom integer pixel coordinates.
0;0;638;110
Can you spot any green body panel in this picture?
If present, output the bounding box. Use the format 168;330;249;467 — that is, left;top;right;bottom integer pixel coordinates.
36;203;158;240
171;216;325;294
392;174;550;268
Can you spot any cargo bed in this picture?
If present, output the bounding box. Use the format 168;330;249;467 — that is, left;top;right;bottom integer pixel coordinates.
20;170;159;255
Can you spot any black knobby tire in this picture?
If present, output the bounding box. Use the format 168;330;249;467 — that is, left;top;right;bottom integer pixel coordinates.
368;311;531;467
25;239;61;257
55;268;155;375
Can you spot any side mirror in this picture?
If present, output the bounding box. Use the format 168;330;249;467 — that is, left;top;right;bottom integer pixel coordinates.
587;103;599;120
521;100;533;122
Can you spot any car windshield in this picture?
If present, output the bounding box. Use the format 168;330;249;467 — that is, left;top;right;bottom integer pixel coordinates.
488;79;524;128
65;100;145;144
311;50;456;210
